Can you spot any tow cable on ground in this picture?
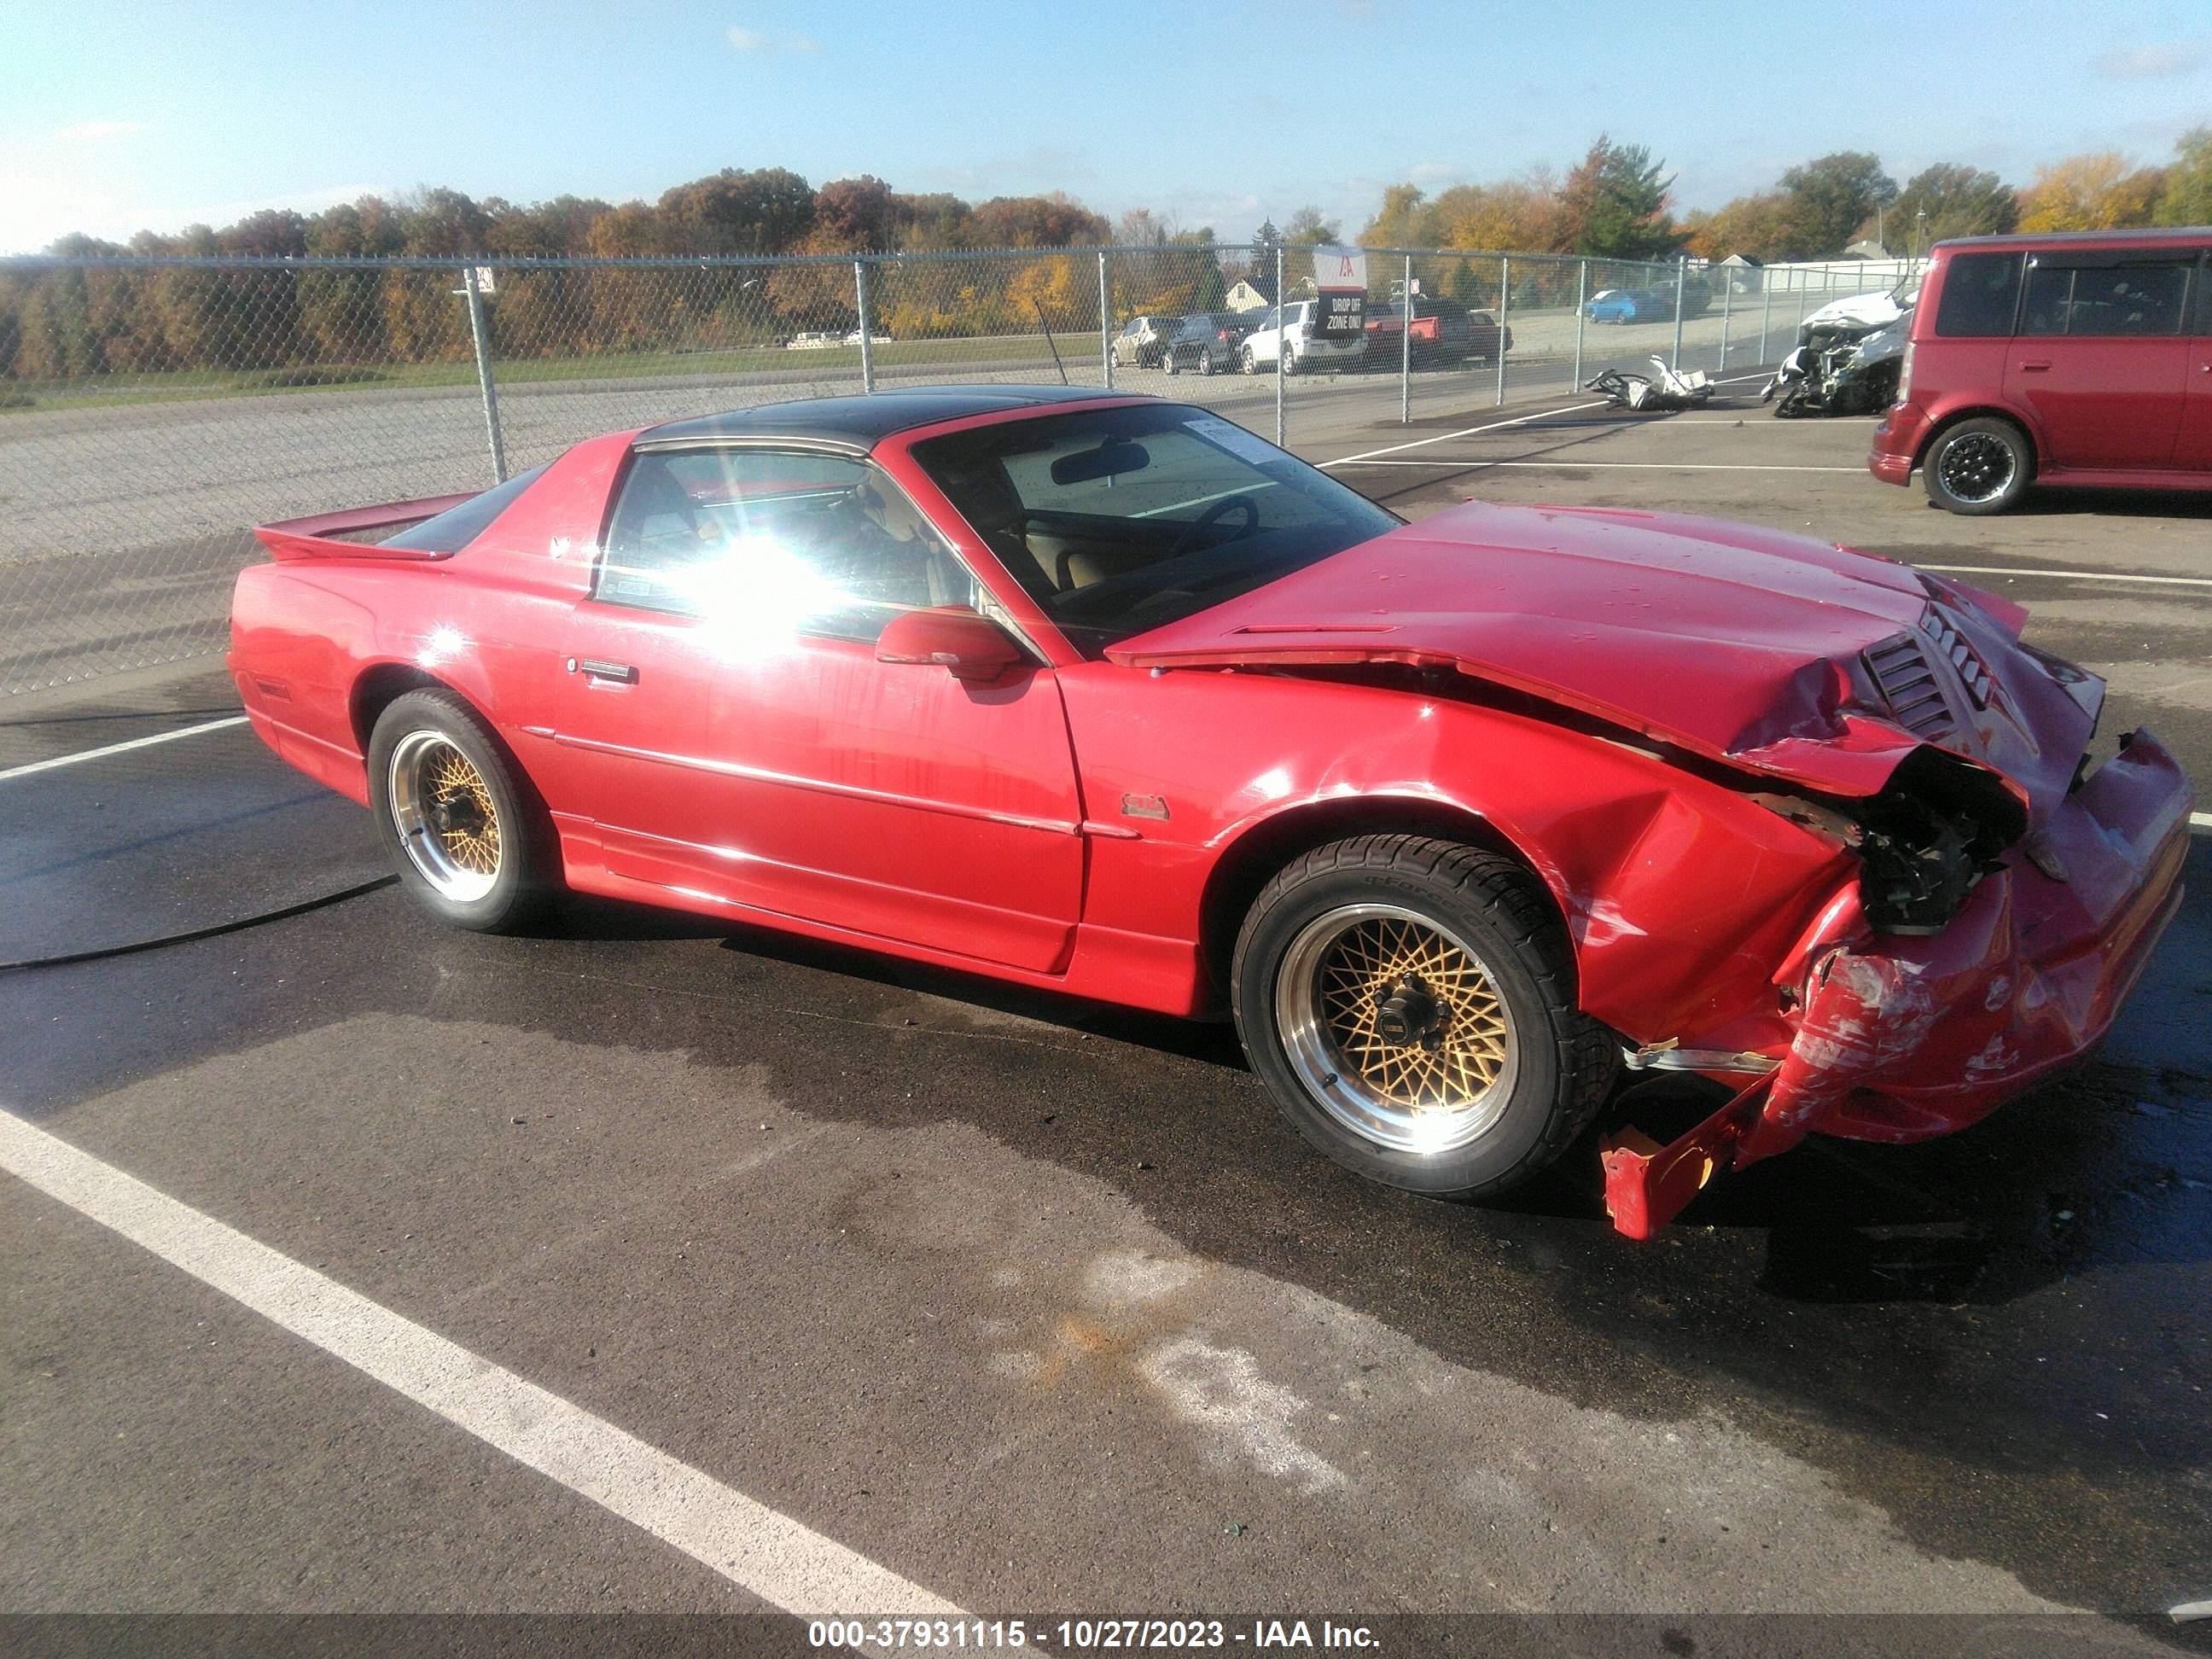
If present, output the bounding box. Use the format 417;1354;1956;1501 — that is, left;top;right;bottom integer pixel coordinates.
0;876;396;975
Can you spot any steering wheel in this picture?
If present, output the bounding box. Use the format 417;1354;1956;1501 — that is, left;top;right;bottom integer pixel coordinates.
1167;493;1259;559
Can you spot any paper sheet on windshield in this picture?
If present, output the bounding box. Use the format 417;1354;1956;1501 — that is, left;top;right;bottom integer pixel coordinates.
1185;416;1284;468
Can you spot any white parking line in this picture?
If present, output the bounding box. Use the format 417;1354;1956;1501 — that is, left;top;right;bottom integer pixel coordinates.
1322;400;1612;465
1916;563;2212;591
1313;373;1788;469
0;714;248;783
0;1110;962;1618
1330;459;1865;473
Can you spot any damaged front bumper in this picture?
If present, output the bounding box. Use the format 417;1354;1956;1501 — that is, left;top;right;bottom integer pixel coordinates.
1603;731;2193;1238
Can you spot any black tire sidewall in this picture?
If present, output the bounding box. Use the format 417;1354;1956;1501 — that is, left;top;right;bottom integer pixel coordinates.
1924;418;2030;515
1233;856;1569;1196
368;690;544;931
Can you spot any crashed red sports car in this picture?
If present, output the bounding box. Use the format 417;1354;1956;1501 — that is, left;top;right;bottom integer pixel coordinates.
230;386;2192;1236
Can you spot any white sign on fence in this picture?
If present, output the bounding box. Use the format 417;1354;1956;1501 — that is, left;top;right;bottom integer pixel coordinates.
1310;244;1366;291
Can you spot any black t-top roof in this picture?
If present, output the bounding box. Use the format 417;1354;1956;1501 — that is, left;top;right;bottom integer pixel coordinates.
637;384;1128;450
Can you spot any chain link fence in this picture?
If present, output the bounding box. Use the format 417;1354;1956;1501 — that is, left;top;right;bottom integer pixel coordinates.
0;247;1906;695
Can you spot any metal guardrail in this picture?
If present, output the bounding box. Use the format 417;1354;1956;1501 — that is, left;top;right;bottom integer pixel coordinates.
0;246;1903;694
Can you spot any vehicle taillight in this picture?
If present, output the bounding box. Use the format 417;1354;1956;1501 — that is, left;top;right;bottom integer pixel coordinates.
1899;341;1915;403
1217;329;1231;341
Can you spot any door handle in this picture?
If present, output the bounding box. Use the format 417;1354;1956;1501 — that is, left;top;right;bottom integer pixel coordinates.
2017;359;2052;372
568;657;637;684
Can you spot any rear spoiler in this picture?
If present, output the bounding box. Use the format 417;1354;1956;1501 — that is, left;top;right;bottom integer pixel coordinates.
252;492;480;562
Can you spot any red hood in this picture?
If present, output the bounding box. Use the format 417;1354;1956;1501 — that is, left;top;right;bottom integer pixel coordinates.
1108;502;2094;809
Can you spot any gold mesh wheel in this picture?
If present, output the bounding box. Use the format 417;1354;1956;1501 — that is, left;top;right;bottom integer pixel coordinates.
387;730;504;903
1273;902;1520;1154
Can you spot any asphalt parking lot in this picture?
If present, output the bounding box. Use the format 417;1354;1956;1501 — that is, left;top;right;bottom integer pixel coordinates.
3;381;2209;1649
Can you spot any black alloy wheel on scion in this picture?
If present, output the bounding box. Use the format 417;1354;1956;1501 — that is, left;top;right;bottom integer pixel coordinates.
1162;351;1179;376
1924;416;2032;515
369;689;556;932
1199;348;1214;376
1231;834;1615;1199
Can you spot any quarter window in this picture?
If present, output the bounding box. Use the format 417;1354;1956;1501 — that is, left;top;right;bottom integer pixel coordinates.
597;450;977;639
1934;252;2023;337
2019;259;2190;337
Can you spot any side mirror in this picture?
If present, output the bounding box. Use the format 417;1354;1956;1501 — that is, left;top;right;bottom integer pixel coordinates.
875;608;1024;684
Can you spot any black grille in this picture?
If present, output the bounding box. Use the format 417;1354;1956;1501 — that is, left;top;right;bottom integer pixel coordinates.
1864;631;1957;739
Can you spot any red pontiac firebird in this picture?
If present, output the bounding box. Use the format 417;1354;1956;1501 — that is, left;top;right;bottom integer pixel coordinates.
230;386;2192;1236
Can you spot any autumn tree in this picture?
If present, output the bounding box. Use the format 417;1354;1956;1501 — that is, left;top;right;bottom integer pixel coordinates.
968;192;1109;249
1557;137;1681;259
2153;127;2212;226
1359;185;1439;248
2017;153;2165;230
1776;152;1897;255
657;167;816;256
1282;206;1340;246
1889;164;2017;247
1681;191;1796;261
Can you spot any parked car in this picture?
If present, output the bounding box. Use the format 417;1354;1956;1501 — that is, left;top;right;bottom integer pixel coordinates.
844;329;894;346
1365;296;1513;365
1586;279;1709;324
1111;315;1179;369
1238;298;1365;375
230;385;2190;1237
1868;229;2211;514
1159;312;1252;376
785;331;842;350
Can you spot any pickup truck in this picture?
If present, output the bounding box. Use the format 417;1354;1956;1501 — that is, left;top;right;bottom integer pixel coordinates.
1364;297;1513;366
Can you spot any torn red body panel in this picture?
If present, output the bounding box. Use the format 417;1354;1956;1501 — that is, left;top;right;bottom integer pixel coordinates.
1602;732;2191;1233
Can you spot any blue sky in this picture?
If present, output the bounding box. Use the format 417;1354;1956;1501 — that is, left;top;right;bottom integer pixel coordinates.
3;0;2206;253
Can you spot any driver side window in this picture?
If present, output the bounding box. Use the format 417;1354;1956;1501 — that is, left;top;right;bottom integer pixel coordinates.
597;449;978;640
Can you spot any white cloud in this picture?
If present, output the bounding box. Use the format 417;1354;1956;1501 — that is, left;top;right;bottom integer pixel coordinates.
2094;42;2203;80
726;25;818;53
53;120;145;143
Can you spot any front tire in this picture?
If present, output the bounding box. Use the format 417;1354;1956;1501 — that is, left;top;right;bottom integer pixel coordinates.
1924;416;2031;515
369;689;553;932
1231;835;1615;1199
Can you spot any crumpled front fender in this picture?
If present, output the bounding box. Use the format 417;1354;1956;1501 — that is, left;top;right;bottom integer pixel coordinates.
1744;731;2192;1165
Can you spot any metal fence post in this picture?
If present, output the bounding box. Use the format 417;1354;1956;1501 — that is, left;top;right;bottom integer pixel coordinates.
460;264;507;485
853;259;876;393
1670;253;1686;372
1718;276;1732;370
1400;253;1412;424
1273;243;1285;446
1571;259;1586;392
1761;276;1773;366
1098;250;1113;388
1495;255;1510;406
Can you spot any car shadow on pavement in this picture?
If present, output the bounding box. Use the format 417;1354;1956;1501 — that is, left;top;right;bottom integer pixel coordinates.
661;882;2212;1308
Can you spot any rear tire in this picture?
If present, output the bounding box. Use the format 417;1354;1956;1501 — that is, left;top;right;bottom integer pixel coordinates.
1924;416;2031;515
1242;346;1256;375
1162;352;1179;376
369;689;554;933
1231;835;1615;1200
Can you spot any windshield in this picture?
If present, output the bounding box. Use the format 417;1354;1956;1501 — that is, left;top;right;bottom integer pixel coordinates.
908;402;1401;655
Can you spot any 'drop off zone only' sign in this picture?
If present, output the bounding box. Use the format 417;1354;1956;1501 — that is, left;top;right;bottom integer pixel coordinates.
1311;245;1367;340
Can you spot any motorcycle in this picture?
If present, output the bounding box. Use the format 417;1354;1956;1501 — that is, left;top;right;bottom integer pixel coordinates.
1585;357;1714;412
1760;316;1906;418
